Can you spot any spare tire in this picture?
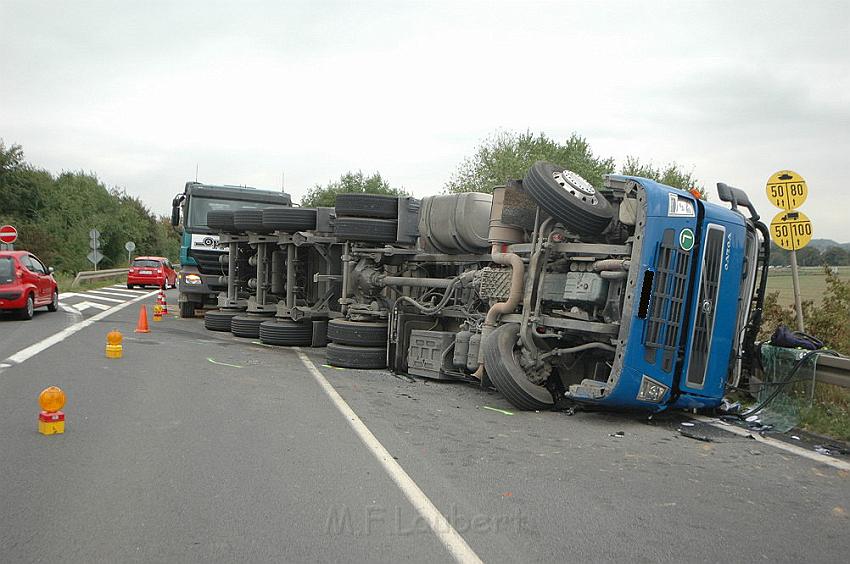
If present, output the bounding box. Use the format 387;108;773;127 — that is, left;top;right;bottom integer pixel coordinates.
262;207;317;232
334;217;397;243
327;319;388;346
259;319;313;346
326;343;387;369
523;161;613;235
233;210;273;233
335;193;398;219
484;323;554;411
207;211;237;233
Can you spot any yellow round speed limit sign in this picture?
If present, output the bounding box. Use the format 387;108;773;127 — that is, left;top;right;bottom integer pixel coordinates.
770;210;813;251
766;170;807;210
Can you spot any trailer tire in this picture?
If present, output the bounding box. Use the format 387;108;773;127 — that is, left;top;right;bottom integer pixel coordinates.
233;210;274;234
484;323;554;410
259;319;313;346
204;309;239;332
230;314;271;338
207;210;238;233
335;193;398;219
327;319;388;346
262;208;317;232
334;217;398;243
523;161;613;235
326;343;387;369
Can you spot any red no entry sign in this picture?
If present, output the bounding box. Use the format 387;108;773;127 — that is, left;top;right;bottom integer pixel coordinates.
0;225;18;244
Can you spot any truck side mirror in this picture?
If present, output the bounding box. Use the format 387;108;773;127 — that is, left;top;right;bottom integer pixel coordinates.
717;182;759;221
171;194;184;227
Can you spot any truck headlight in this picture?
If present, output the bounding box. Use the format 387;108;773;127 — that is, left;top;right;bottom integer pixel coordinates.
184;274;202;285
636;375;668;403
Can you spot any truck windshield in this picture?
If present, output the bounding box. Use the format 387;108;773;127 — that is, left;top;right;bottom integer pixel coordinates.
186;197;288;229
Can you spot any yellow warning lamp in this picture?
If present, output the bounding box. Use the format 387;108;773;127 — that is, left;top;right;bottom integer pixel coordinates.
39;386;66;413
106;329;123;358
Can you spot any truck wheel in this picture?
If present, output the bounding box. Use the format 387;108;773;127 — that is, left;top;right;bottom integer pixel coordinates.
333;217;398;243
231;314;271;338
259;319;313;346
179;301;196;318
262;208;317;232
326;343;387;369
523;161;613;235
233;210;273;233
484;323;554;410
207;210;237;232
327;319;388;346
335;194;398;219
205;309;238;332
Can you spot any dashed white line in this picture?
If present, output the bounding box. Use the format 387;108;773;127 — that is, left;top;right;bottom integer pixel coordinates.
87;289;140;298
294;348;483;564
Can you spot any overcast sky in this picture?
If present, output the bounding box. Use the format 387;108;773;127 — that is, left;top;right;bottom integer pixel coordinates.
2;0;848;240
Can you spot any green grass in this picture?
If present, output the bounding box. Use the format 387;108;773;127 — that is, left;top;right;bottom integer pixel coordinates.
766;266;850;307
798;383;850;442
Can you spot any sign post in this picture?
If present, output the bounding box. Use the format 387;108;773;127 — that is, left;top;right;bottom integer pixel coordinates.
124;241;136;264
88;229;104;271
765;170;810;332
0;224;18;251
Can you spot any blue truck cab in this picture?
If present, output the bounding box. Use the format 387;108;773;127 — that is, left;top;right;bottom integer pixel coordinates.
566;176;767;411
170;182;291;318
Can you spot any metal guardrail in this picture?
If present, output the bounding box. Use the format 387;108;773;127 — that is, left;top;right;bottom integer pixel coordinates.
71;268;128;287
813;355;850;389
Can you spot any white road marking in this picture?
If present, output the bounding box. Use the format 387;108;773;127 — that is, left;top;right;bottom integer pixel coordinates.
57;292;83;300
59;304;83;317
87;288;139;298
66;301;110;312
119;288;153;294
1;289;159;367
72;292;124;303
690;414;850;471
294;349;483;564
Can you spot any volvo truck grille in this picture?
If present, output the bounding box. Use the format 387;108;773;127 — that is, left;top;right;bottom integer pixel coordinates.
686;225;725;388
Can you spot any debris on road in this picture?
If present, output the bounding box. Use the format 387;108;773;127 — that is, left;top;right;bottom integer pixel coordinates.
206;358;243;369
608;431;625;438
678;428;714;442
482;406;514;416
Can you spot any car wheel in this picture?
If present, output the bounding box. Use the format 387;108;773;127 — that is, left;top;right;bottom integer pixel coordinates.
19;294;35;320
127;284;134;289
483;323;554;411
523;161;614;235
47;290;59;312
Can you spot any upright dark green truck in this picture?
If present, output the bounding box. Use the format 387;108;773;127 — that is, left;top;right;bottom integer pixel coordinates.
170;182;291;317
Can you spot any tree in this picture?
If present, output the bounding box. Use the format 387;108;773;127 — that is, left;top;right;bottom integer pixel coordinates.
769;242;790;266
445;130;615;194
822;246;850;267
301;171;405;207
795;245;823;266
444;129;700;195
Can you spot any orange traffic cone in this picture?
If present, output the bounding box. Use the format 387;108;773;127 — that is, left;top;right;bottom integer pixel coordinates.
135;305;151;333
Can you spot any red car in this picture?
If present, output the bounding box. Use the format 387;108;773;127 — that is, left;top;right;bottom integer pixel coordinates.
0;251;59;319
127;256;177;289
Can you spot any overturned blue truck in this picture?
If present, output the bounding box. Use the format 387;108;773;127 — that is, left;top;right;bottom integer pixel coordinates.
198;162;769;413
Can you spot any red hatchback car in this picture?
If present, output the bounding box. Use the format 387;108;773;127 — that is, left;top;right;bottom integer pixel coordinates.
0;251;59;319
127;256;177;289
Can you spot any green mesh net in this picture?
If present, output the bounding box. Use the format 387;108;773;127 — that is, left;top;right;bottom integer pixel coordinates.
756;344;824;432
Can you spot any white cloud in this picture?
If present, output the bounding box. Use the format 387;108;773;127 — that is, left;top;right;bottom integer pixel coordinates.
2;0;848;240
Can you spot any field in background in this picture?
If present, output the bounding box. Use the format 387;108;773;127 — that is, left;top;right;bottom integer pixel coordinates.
765;266;850;307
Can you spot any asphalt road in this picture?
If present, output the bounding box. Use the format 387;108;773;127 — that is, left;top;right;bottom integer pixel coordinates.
1;289;849;563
